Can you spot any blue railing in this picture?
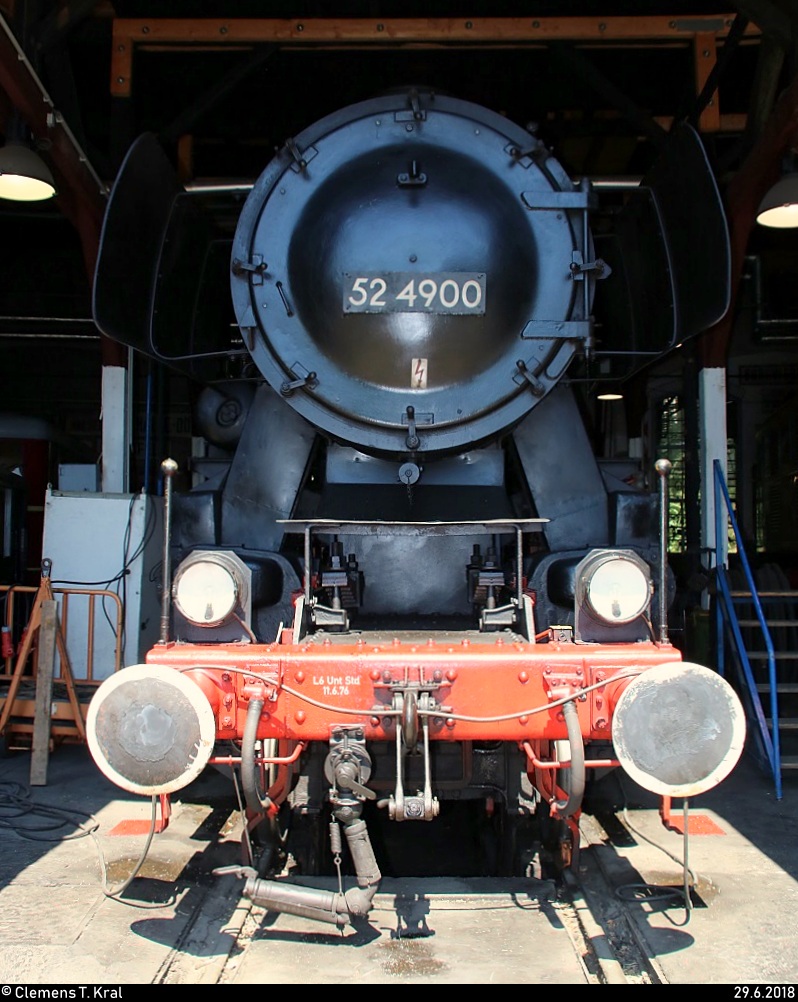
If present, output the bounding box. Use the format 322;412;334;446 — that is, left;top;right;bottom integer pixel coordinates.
713;459;781;799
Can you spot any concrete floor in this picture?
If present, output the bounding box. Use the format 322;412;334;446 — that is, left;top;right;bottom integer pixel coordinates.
0;739;795;985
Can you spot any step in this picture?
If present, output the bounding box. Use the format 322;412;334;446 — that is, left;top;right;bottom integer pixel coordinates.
757;683;798;693
781;756;798;770
737;620;798;628
766;718;798;730
748;651;798;660
731;591;798;599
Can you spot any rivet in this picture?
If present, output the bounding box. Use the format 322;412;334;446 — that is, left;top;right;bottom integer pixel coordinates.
518;670;529;683
295;710;306;723
295;670;304;683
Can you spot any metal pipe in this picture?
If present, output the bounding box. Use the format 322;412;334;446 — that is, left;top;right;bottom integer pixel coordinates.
341;817;382;913
241;696;274;815
208;741;306;768
655;457;673;644
159;458;178;644
551;700;586;819
143;365;154;495
516;525;523;611
521;743;619;771
304;526;312;606
241;815;382;927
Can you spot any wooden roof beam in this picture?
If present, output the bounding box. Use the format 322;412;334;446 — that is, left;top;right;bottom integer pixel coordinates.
110;14;760;98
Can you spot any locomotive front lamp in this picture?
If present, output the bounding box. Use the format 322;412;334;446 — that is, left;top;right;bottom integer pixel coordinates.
0;140;56;201
576;550;652;626
173;551;245;627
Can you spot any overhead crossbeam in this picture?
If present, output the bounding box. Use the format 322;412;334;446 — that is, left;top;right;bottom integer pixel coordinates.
109;15;761;136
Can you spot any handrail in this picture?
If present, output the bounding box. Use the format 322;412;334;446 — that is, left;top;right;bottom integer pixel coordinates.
713;458;781;799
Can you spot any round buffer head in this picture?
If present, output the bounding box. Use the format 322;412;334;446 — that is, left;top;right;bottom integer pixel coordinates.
87;664;216;796
612;661;746;798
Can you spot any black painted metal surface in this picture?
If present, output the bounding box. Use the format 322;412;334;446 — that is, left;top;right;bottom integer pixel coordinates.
230;89;594;458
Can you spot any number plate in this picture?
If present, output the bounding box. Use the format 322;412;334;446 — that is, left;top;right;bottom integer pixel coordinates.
343;272;486;315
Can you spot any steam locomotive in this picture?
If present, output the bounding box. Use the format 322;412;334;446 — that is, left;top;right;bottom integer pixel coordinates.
87;88;745;927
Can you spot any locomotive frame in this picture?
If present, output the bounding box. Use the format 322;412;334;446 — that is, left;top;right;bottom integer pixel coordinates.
87;86;745;929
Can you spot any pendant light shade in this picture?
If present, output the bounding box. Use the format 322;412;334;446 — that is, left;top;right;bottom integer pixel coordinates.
756;172;798;229
0;140;56;201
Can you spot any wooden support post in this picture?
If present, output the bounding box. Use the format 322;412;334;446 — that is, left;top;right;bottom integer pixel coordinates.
0;561;87;751
694;32;720;133
30;600;57;786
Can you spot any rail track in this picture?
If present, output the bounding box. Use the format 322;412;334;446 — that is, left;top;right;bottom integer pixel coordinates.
153;821;667;986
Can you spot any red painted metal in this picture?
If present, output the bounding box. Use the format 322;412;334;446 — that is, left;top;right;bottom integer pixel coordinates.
108;793;171;835
660;796;727;835
147;636;682;745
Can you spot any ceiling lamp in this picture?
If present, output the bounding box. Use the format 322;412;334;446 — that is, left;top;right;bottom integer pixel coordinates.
597;387;624;401
756;170;798;229
0;140;56;201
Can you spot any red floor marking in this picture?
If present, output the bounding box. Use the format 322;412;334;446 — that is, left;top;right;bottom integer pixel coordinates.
108;819;167;835
664;814;726;835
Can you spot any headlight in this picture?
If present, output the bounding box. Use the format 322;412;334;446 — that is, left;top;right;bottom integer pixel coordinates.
576;550;651;626
172;551;247;627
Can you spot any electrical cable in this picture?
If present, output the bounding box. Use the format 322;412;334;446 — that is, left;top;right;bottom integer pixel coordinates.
96;794;166;905
611;772;695;926
0;781;169;909
0;779;99;841
178;664;642;723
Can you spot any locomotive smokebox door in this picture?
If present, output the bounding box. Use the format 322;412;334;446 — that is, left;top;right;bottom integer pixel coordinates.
231;89;602;458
